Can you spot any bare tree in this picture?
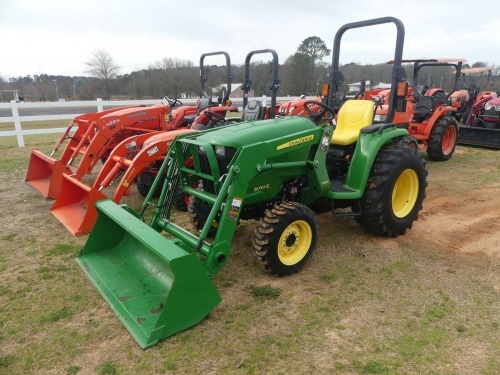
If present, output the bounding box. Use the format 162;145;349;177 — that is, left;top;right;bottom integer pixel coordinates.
85;49;120;100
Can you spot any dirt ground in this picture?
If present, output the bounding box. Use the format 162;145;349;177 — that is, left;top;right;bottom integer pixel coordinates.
407;183;500;260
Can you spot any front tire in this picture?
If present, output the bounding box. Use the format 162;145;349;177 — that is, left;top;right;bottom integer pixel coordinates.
427;115;458;161
173;182;188;211
137;172;187;211
187;196;218;237
136;172;159;197
252;202;318;276
355;142;427;237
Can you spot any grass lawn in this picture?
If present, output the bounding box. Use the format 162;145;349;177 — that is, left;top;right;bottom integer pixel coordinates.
0;129;499;374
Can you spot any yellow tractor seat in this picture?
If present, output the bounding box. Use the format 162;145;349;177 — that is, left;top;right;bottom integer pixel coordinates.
331;100;375;145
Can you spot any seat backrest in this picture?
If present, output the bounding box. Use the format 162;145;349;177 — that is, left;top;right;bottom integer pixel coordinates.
242;100;264;121
196;98;210;112
331;100;374;146
413;96;434;120
415;96;434;111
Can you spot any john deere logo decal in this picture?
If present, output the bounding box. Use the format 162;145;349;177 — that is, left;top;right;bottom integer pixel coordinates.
277;135;314;150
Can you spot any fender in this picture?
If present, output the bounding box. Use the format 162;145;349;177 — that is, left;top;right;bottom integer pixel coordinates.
337;124;409;199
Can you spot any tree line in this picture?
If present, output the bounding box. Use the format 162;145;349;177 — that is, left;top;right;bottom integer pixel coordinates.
1;37;497;102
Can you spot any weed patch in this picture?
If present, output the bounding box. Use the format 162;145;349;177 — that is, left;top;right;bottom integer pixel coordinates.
247;284;282;299
39;307;73;323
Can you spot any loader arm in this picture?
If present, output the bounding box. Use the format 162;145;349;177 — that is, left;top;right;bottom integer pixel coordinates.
51;129;194;236
26;104;171;199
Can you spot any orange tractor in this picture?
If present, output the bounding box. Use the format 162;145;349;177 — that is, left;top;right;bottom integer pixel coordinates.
25;48;240;203
49;49;283;236
47;51;238;236
369;58;465;161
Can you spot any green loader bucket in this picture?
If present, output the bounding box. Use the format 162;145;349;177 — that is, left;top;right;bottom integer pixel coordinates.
77;199;221;349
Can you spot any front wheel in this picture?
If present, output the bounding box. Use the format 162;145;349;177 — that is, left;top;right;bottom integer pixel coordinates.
137;172;187;211
187;196;219;237
252;202;319;276
427;115;458;161
355;142;427;237
136;172;160;198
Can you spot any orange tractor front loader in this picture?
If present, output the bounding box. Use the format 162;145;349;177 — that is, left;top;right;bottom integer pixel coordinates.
50;51;238;236
25;100;184;199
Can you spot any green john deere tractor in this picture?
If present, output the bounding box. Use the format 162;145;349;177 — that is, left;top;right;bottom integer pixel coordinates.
77;17;427;348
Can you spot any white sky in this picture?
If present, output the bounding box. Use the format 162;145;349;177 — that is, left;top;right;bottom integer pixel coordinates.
1;0;498;78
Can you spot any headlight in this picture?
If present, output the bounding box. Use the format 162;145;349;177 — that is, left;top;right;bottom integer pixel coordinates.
451;97;457;103
485;103;492;110
495;105;500;111
278;107;286;115
373;114;387;122
215;145;225;157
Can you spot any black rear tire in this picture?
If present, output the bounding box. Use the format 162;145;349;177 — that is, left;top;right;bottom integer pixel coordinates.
252;202;318;276
427;115;458;161
355;142;427;237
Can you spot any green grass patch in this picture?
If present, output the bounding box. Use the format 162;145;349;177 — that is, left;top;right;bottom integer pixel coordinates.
66;365;81;375
0;285;10;297
1;233;17;241
39;307;73;323
44;243;79;257
247;284;282;299
98;361;118;375
0;355;16;369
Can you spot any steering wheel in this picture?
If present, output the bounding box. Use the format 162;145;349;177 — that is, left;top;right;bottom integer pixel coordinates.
204;110;228;127
303;100;336;125
196;104;212;115
192;110;228;130
409;85;421;102
164;96;183;107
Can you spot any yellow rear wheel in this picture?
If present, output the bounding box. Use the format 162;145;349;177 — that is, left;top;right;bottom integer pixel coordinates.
392;169;419;218
356;140;427;237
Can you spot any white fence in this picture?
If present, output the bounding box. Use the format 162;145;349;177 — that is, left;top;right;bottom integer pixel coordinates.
0;96;296;147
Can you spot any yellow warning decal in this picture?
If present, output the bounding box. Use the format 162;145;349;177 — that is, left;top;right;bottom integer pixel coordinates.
277;135;314;150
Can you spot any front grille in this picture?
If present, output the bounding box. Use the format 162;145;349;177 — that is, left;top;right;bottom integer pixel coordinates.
197;147;236;194
482;108;500;120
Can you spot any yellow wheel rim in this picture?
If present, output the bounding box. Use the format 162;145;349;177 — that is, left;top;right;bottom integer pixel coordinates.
392;169;419;218
278;220;312;265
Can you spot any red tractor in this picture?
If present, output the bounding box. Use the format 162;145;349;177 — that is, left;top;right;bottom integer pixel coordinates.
456;67;500;148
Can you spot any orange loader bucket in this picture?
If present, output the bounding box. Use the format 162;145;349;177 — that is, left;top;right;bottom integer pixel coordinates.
51;173;106;236
26;150;73;199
